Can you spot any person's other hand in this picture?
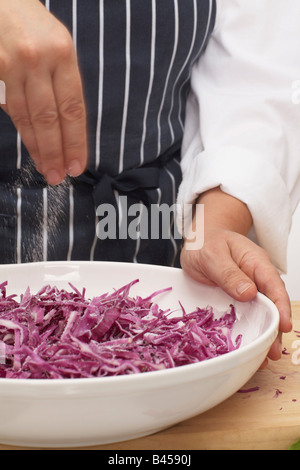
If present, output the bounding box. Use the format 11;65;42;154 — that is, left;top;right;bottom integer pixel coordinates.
0;0;87;185
180;188;292;366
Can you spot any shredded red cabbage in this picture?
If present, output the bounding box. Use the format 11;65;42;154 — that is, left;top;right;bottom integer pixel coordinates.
238;387;260;394
0;280;242;379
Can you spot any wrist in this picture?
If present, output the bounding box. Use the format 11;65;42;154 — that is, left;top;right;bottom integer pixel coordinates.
195;187;253;236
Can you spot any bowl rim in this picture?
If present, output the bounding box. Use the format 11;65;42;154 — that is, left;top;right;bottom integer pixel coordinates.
0;261;279;394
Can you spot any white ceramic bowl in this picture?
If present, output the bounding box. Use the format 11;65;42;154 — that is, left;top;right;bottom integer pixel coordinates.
0;261;279;448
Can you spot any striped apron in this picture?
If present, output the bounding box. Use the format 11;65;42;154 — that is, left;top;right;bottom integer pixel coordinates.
0;0;216;266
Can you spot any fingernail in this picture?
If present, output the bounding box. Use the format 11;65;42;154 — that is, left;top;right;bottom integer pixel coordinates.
45;170;65;186
236;282;253;296
67;160;83;177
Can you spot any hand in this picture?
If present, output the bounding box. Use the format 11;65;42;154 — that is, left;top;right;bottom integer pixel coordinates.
180;188;292;366
0;0;87;185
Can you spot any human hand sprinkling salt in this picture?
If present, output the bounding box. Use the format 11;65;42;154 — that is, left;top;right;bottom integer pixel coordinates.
0;0;87;186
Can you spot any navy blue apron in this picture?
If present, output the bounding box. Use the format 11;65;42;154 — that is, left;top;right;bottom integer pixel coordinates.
0;0;216;266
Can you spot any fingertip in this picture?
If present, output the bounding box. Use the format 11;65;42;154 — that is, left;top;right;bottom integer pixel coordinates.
274;297;293;334
267;333;282;362
66;159;85;178
280;316;293;334
45;169;66;186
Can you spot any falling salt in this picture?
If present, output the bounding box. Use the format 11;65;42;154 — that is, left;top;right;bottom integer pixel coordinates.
5;159;70;264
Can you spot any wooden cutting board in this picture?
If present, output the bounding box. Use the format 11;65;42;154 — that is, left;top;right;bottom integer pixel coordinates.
93;302;300;451
1;303;300;451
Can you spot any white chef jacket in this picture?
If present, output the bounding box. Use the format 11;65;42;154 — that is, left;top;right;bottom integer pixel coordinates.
177;0;300;274
0;0;299;272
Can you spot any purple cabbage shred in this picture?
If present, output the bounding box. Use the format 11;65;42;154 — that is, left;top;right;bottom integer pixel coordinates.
0;280;242;379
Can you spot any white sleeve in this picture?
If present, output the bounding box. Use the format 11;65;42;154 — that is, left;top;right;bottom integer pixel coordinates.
177;0;300;273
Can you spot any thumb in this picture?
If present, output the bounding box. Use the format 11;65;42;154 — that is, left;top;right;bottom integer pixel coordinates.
233;277;258;301
207;261;258;302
